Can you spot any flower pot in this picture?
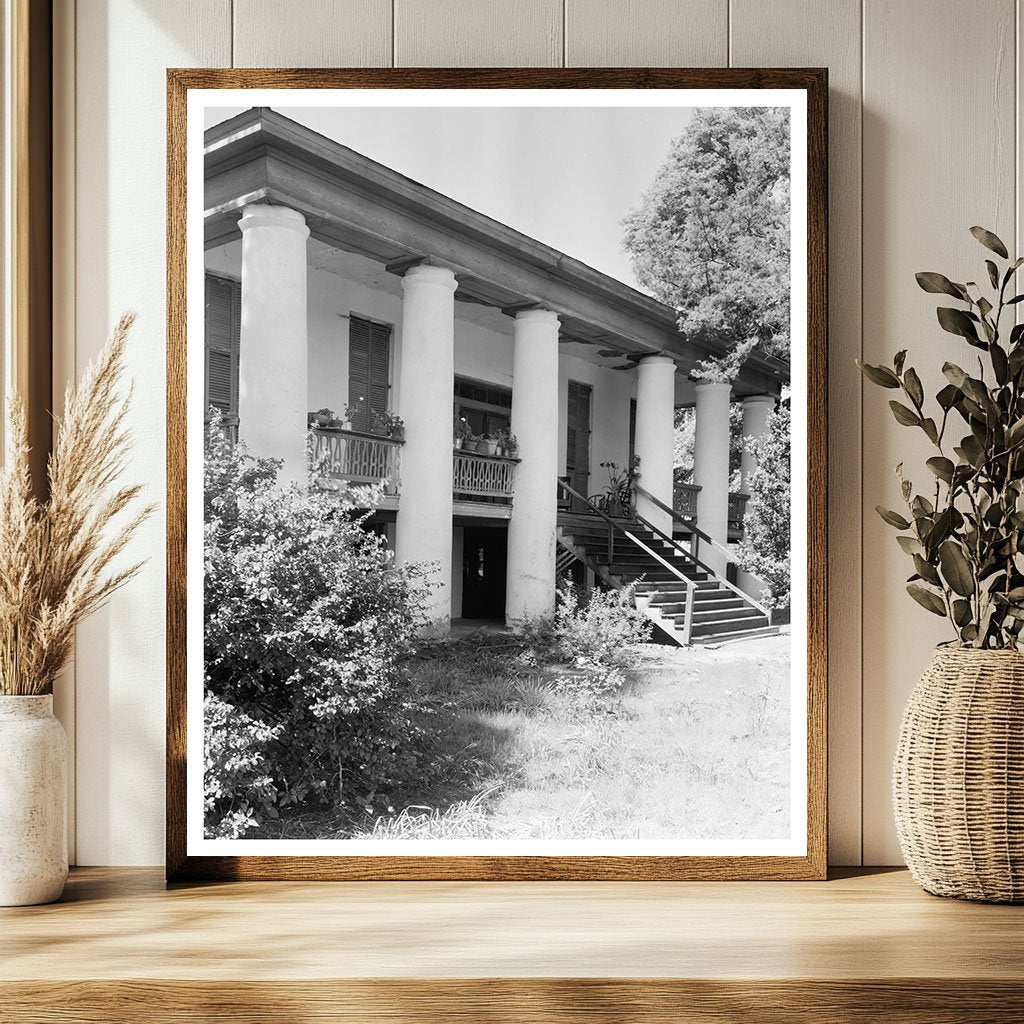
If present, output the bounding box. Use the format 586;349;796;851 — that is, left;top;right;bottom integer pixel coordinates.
475;439;490;455
454;438;464;450
893;648;1024;902
485;440;498;456
0;695;68;906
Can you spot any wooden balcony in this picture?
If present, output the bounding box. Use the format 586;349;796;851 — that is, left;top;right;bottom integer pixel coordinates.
673;481;750;541
453;449;518;516
311;428;403;495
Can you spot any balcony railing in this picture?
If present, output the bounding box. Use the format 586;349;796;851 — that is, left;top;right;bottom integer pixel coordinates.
672;481;750;538
728;492;750;534
674;481;700;518
311;428;402;494
453;449;518;503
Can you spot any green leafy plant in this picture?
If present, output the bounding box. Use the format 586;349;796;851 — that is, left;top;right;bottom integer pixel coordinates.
859;226;1024;648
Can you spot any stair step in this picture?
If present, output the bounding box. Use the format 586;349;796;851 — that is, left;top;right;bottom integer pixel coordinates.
684;615;770;637
690;606;762;625
634;579;719;593
690;625;780;645
651;599;747;616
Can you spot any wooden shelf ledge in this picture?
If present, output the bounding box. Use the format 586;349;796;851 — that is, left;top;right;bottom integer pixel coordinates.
3;867;1022;1022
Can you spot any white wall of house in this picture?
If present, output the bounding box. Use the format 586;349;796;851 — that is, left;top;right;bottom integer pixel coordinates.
557;352;634;491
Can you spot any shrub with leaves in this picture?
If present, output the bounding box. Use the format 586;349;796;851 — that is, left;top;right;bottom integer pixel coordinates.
203;419;432;836
549;581;652;669
859;226;1024;648
738;404;791;610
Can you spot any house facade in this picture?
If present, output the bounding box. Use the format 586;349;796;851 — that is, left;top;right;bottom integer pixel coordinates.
204;108;788;640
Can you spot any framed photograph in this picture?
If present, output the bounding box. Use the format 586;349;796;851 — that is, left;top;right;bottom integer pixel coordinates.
167;69;827;881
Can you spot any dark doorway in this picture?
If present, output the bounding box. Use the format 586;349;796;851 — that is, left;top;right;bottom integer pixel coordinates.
461;527;508;620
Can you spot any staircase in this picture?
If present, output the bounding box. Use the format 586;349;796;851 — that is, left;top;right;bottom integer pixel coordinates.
555;510;777;646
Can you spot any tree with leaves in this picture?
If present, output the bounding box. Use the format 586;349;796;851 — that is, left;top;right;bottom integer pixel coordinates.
623;107;791;374
859;226;1024;648
737;405;791;609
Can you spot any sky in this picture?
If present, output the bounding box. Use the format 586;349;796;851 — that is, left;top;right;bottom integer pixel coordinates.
206;104;695;293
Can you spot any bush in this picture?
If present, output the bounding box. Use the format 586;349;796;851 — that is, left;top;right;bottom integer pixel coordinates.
546;581;652;676
203;422;432;837
738;405;791;609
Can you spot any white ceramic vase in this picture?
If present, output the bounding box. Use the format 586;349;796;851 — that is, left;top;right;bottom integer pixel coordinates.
0;695;68;906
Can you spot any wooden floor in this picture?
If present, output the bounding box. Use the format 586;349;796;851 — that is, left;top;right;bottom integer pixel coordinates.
2;867;1022;1022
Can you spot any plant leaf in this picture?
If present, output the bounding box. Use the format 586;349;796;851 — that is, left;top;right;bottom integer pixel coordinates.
907;582;947;617
889;401;921;427
939;540;975;597
856;360;900;388
985;260;1000;289
942;362;969;389
913;554;942;587
903;367;924;407
915;272;970;300
927;456;955;482
877;506;911;530
937;307;981;343
897;535;925;557
936;383;960;411
970;226;1009;259
952;599;972;627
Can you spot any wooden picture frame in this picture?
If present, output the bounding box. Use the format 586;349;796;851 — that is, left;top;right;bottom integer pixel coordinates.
167;68;827;881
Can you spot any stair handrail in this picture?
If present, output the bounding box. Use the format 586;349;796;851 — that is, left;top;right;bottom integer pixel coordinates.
634;482;736;564
631;485;769;617
557;478;697;644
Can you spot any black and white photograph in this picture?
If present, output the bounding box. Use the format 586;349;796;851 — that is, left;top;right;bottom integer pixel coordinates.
180;82;815;868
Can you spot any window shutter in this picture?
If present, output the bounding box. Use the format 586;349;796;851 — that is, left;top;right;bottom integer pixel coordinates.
205;274;240;424
348;316;391;432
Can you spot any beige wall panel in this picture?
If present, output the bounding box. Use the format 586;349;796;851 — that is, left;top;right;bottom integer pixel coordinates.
73;0;231;865
395;0;562;67
731;0;863;865
862;0;1017;864
233;0;392;67
565;0;727;67
52;0;77;864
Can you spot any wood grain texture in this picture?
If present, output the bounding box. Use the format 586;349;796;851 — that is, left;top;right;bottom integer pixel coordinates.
1;868;1023;1021
8;0;53;499
861;0;1018;865
165;67;827;882
730;0;862;866
394;0;563;67
565;0;727;67
232;0;392;68
73;0;231;866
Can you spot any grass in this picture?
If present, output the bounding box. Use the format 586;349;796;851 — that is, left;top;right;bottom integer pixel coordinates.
268;630;791;843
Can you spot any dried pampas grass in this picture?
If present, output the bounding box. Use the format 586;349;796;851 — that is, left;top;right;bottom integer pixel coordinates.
0;313;153;695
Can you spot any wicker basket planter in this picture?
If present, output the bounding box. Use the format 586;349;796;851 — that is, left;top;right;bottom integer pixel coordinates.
893;648;1024;902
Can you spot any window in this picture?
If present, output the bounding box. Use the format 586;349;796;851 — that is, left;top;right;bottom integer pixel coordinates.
204;273;240;427
454;376;512;438
348;315;392;433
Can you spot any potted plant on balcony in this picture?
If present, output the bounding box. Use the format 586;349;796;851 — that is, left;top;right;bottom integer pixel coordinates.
454;416;473;451
310;408;333;429
371;410;405;441
596;456;640;518
474;434;491;455
505;432;519;458
859;225;1024;902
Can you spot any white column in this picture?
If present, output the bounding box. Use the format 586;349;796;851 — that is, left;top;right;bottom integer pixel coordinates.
693;381;732;575
633;355;677;537
237;204;310;482
740;395;776;491
506;309;560;624
394;264;458;631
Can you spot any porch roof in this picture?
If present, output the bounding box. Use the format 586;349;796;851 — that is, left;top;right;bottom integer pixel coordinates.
204;107;787;399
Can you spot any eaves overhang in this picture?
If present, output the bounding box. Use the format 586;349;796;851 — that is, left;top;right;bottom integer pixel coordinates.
204;107;788;398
